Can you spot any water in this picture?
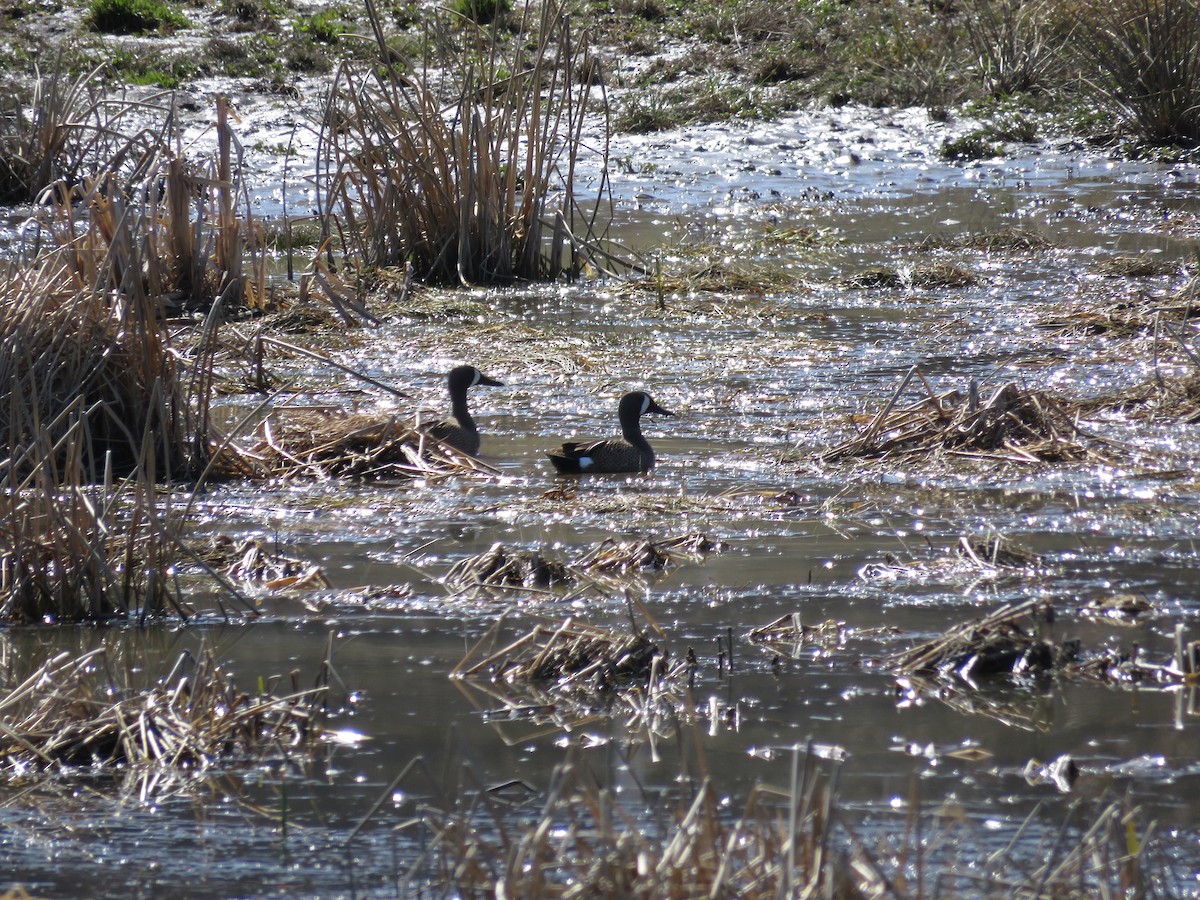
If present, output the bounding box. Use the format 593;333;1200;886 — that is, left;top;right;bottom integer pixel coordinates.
4;106;1200;896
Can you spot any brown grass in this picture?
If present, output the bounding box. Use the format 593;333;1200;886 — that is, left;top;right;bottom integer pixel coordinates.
240;410;498;480
0;643;328;777
316;0;614;285
824;368;1098;464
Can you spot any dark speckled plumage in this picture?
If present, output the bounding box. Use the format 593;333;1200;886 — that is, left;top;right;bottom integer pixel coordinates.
547;391;673;474
425;365;502;455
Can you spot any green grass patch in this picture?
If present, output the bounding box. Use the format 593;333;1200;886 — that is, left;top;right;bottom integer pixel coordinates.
87;0;189;33
104;47;199;86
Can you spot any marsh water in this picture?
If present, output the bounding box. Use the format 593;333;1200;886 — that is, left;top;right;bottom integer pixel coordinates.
6;106;1200;896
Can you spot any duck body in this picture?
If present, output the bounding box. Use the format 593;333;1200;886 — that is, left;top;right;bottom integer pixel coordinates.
425;365;502;455
547;391;673;474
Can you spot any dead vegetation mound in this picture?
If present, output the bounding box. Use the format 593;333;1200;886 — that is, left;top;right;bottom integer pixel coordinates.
886;599;1067;683
825;368;1097;464
233;411;496;480
445;533;727;598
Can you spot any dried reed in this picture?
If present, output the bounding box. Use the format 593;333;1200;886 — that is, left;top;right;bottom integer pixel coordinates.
825;369;1097;463
0;62;163;203
316;0;613;284
0;645;328;776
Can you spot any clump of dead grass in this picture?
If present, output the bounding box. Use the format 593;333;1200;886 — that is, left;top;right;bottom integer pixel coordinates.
824;368;1098;464
0;63;160;203
840;260;977;290
444;533;727;599
317;0;613;285
887;598;1066;683
1074;0;1200;149
0;644;328;778
917;226;1054;253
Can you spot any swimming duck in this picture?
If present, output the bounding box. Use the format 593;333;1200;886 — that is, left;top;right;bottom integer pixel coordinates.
425;365;503;455
547;391;673;474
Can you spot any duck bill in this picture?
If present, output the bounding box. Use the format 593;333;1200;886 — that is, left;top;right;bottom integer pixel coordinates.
648;400;674;416
478;374;504;387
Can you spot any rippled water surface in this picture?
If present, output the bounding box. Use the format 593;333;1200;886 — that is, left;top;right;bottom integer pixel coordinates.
5;107;1200;896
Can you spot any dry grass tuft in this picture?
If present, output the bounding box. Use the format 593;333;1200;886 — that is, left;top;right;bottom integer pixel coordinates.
0;645;328;777
825;368;1097;463
0;63;161;203
1075;0;1200;148
317;0;613;285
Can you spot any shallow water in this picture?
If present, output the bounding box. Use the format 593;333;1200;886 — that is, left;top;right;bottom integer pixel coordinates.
6;107;1200;896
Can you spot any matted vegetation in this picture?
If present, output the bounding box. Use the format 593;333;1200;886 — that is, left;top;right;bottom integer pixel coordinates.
824;368;1099;464
238;410;498;480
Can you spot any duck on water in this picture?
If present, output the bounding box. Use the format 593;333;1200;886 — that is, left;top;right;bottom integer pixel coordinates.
424;365;503;456
547;391;673;474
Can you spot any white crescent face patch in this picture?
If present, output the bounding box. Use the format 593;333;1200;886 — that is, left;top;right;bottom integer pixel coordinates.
470;369;482;387
640;394;651;415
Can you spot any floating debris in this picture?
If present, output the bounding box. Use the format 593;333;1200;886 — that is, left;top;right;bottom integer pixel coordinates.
825;369;1098;464
1079;593;1153;625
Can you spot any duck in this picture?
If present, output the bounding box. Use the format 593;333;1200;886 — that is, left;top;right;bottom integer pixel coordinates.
424;365;503;455
546;391;674;474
